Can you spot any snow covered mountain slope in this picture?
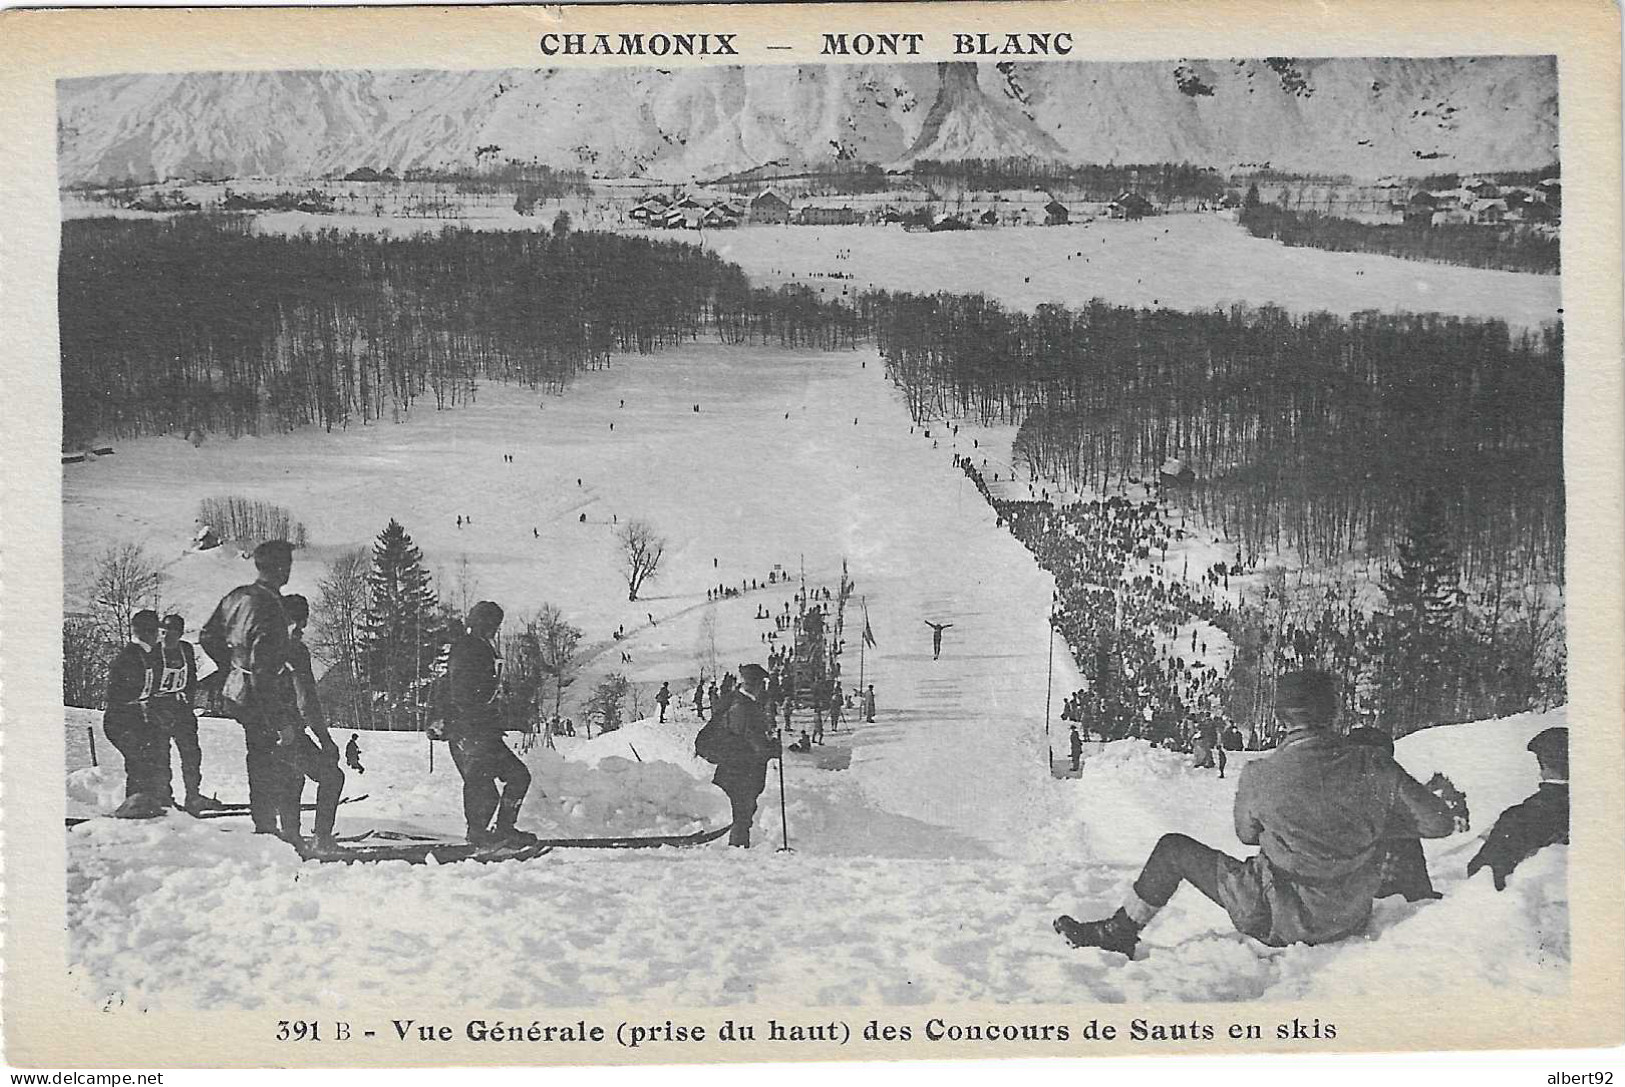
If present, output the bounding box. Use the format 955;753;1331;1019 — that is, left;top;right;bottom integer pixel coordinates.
57;56;1557;185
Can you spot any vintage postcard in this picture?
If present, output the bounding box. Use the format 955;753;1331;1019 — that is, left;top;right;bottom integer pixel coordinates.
1;0;1621;1069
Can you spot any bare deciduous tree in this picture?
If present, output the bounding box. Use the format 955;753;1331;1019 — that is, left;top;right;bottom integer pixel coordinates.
534;603;584;722
91;542;167;646
618;518;666;602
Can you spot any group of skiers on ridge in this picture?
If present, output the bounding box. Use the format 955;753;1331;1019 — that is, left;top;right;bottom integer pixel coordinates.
100;541;362;849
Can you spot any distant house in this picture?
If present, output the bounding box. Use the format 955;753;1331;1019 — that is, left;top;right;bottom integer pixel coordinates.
664;207;704;230
1517;200;1558;225
1463;177;1501;199
1434;206;1474;226
979;208;1000;226
1044;199;1070;226
1536;178;1562;207
1107;191;1155;220
628;197;668;223
1470;198;1508;225
701;205;739;228
749;189;791;224
795;205;861;226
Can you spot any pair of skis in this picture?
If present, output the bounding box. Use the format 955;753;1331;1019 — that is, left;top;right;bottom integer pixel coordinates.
312;824;730;864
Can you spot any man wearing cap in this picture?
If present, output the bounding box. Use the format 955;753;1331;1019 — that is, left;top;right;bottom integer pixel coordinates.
1054;669;1456;957
1467;726;1568;890
102;609;169;818
711;662;780;847
151;613;220;813
200;540;296;836
277;594;347;852
446;601;536;849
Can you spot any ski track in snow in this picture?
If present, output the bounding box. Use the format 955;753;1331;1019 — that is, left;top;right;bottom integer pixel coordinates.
63;338;1568;1009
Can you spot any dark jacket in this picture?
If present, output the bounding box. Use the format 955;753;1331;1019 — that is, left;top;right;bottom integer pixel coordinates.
447;632;503;735
105;641;157;710
1467;782;1568;890
712;688;777;794
1221;729;1454;946
200;582;290;688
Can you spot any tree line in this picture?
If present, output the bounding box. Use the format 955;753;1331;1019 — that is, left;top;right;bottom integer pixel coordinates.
59;216;857;448
868;290;1563;586
1239;202;1560;275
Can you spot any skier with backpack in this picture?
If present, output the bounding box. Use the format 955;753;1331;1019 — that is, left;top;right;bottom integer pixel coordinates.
444;601;538;850
655;681;672;723
199;540;297;836
695;663;779;847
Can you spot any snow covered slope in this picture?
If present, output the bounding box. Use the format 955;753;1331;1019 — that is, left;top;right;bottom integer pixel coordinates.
57;56;1557;186
62;335;1567;1008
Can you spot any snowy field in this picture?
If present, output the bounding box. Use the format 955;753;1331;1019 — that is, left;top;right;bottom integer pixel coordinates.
208;209;1563;330
63;339;1568;1009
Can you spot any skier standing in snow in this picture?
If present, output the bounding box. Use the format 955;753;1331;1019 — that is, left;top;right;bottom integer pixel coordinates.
446;601;538;849
656;681;671;723
693;679;706;720
151;613;217;812
709;663;779;848
276;594;346;852
1069;723;1084;773
200;540;296;836
1467;726;1568;890
1053;670;1455;957
924;620;954;661
864;684;876;723
102;609;168;817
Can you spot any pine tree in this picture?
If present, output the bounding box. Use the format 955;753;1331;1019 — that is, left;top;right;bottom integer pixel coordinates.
359;519;443;728
1381;491;1464;728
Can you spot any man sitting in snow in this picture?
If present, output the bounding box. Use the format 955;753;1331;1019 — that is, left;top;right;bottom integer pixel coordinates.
1345;727;1447;902
1467;726;1568;890
1054;670;1456;958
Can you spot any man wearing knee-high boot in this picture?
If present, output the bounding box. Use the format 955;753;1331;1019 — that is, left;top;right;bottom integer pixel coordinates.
1054;670;1454;957
446;601;535;850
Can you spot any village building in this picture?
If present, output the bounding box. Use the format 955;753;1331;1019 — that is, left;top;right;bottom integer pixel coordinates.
1044;199;1070;225
1107;191;1155;220
795;205;862;226
748;189;792;224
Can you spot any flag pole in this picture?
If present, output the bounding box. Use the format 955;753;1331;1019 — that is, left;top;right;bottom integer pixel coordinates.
1044;597;1056;771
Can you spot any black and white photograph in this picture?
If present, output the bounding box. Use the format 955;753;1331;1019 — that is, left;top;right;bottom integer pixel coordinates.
5;1;1622;1067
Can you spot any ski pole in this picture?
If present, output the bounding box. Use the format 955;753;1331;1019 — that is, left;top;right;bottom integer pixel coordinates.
775;728;791;853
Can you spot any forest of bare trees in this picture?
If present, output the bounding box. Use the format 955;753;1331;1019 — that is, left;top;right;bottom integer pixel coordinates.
868;291;1563;586
59;216;856;448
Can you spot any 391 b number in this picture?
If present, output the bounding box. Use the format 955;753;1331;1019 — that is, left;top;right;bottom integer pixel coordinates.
277;1020;322;1042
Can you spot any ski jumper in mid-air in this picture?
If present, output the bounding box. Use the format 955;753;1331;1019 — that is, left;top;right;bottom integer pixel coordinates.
924;620;954;660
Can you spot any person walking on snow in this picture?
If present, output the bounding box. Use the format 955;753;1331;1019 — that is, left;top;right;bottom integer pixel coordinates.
200;540;297;837
1053;670;1455;958
276;594;347;853
151;613;219;813
446;601;537;850
345;734;365;775
102;609;168;818
656;681;671;723
925;620;954;660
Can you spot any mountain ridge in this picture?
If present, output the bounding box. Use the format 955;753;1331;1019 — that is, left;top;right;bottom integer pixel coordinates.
57;57;1558;186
